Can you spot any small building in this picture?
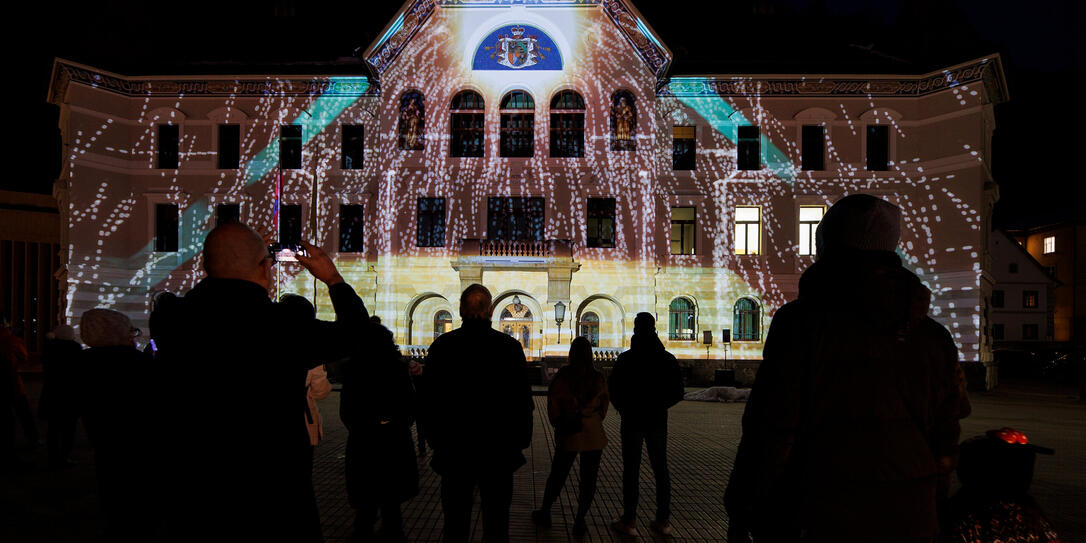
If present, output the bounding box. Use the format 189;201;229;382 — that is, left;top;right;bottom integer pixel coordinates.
1008;220;1086;346
988;229;1058;349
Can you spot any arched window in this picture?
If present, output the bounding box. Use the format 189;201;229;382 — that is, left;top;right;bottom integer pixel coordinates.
668;298;695;341
500;90;534;157
579;311;600;347
500;298;533;349
734;298;760;341
610;90;636;151
450;90;484;157
550;90;585;157
398;91;425;150
434;310;453;341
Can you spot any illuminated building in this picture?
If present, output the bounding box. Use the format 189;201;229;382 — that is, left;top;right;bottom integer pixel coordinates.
46;0;1007;379
1009;221;1086;345
987;230;1058;346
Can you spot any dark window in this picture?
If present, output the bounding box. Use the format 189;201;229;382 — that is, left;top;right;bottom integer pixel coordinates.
157;124;179;169
434;310;453;341
992;323;1004;341
1022;323;1039;340
450;91;484;158
215;203;240;227
279;204;302;246
673;126;696;170
487;197;544;241
342;125;364;169
668;298;695;340
866;125;889;170
1045;265;1057;279
1009;262;1018;274
801;125;825;170
339;204;364;253
500;91;534;157
734;298;761;341
586;198;616;248
550;90;585;158
280;125;302;169
1023;290;1039;309
737;125;760;170
991;290;1005;308
610;90;637;151
670;207;696;255
579;312;600;347
398;91;425;150
154;203;179;252
218;124;240;169
416;198;446;247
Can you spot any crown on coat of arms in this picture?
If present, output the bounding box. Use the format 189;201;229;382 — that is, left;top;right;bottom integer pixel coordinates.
510;26;526;38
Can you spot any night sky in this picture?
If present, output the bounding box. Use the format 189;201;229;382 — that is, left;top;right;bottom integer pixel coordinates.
10;0;1084;228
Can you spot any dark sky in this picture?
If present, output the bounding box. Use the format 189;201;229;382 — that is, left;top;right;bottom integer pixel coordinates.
10;0;1084;228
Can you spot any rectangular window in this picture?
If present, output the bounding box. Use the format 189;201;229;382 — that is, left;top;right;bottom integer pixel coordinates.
500;114;534;157
154;203;179;252
801;125;825;170
342;125;364;170
1023;290;1039;309
672;125;696;170
279;204;302;247
339;204;364;253
280;125;302;169
991;290;1005;308
991;323;1004;341
798;205;825;256
670;207;696;255
1022;323;1039;340
737;126;760;170
217;124;240;169
1043;235;1055;254
866;125;889;170
215;203;240;227
487;197;544;241
586;198;616;248
416;198;446;247
1009;262;1018;274
1045;265;1057;279
549;113;585;157
734;206;761;255
157;124;179;169
451;112;484;157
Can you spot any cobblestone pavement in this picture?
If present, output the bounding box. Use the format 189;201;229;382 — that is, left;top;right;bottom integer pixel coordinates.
2;379;1084;542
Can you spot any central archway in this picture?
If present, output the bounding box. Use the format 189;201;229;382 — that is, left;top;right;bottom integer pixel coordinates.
491;290;543;355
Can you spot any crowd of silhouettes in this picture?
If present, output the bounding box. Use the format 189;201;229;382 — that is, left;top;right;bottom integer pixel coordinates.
0;195;1062;542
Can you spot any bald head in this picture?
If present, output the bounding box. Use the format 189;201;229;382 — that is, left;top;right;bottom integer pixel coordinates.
203;223;273;288
460;284;493;321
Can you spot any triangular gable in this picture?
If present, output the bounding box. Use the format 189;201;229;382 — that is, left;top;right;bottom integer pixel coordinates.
361;0;672;88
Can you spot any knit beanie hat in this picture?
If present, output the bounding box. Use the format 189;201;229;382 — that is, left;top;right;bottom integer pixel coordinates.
80;309;135;348
815;194;902;258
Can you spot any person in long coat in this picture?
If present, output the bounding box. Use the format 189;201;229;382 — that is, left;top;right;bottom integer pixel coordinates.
339;318;418;543
532;336;609;539
724;195;971;543
38;324;83;468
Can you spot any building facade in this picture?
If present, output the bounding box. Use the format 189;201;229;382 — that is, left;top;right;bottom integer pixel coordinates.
47;0;1006;372
1010;221;1086;346
0;190;62;362
988;229;1058;347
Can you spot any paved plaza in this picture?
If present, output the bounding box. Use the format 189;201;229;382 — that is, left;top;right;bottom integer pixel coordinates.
3;378;1084;542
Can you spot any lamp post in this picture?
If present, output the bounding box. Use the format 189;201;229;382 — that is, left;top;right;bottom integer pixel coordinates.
554;301;566;344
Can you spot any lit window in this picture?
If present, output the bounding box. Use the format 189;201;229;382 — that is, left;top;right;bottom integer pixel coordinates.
734;206;761;255
587;198;616;248
450;91;484;158
417;198;446;247
668;298;695;341
579;312;600;347
500;91;535;157
434;310;453;341
157;124;179;169
339;204;364;253
673;126;696;170
737;126;760;170
1043;236;1055;254
549;90;585;158
1023;291;1038;309
733;298;760;341
670;207;696;255
801;125;825;170
798;205;824;256
280;125;302;169
154;203;179;252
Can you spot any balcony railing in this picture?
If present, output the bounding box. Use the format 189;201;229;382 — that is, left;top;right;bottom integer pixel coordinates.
459;239;573;259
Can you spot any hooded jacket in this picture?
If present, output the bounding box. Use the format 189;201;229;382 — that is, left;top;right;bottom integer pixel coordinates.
725;249;970;542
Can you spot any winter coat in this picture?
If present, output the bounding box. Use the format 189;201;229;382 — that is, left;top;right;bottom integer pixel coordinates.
38;338;83;420
152;277;368;542
339;323;419;505
79;345;153;452
305;365;331;446
422;319;534;475
608;332;684;430
548;366;608;452
724;249;971;542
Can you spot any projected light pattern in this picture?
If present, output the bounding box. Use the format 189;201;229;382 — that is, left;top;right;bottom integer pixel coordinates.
50;1;1003;364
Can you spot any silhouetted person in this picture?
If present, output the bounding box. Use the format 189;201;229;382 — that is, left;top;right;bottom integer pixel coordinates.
0;317;19;468
2;322;38;450
532;336;609;539
279;294;332;475
78;308;156;542
39;324;83;468
942;428;1059;542
144;291;179;359
609;312;685;537
340;319;418;543
725;194;971;543
407;358;427;456
152;223;368;543
422;284;534;543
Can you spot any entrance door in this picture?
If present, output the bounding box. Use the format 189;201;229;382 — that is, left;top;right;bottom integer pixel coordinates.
500;301;533;349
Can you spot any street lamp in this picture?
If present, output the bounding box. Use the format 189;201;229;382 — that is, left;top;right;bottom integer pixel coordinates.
554;301;566;343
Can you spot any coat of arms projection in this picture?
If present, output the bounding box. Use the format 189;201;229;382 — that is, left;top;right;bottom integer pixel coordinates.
473;25;563;71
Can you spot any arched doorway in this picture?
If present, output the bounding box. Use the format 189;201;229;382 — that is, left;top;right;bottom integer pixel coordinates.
500;296;534;349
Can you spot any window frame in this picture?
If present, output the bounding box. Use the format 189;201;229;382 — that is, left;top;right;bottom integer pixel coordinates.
278;203;303;247
341;124;365;170
416;197;447;248
487;197;544;241
450;90;485;158
279;124;303;170
338;203;365;253
549;90;585;158
434;310;453;341
1043;236;1056;254
733;297;761;342
578;311;600;347
801;124;825;171
217;124;241;170
866;124;890;171
736;125;760;171
500;90;535;158
734;205;761;256
154;202;180;253
586;198;616;249
668;297;696;341
215;203;241;227
670;206;696;255
672;125;696;170
1022;290;1039;309
797;205;825;256
991;290;1005;309
157;124;180;169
